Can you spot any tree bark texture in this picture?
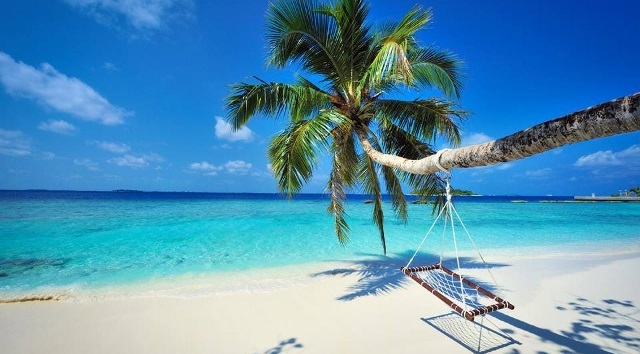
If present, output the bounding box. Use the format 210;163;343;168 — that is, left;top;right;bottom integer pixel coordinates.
357;92;640;175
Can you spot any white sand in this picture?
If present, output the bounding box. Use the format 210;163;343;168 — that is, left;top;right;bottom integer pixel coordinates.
1;250;639;354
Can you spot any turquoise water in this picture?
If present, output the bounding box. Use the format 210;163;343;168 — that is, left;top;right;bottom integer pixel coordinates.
1;191;639;298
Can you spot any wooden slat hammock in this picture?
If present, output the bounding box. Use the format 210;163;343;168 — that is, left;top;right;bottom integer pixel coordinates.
401;171;514;322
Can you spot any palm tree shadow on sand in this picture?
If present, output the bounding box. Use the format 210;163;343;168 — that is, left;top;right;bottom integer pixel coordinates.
310;250;510;302
422;312;520;353
312;251;637;353
311;251;521;353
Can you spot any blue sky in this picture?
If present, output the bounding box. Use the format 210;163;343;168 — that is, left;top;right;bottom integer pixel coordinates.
0;0;638;196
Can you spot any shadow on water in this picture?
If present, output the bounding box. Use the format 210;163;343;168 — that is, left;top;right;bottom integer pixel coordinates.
256;337;303;354
311;251;511;302
0;257;69;277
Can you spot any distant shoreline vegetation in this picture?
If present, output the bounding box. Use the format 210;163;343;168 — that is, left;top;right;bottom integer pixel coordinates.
412;188;478;196
411;188;478;204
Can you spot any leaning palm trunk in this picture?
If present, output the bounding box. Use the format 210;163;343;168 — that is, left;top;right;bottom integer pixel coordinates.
357;92;640;174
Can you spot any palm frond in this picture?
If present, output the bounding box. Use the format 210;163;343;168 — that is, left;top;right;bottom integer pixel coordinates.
333;120;359;178
381;165;408;222
361;123;409;224
377;120;446;214
326;147;351;245
266;0;346;87
369;41;413;87
293;75;333;120
407;171;447;214
378;117;435;158
375;98;465;145
363;6;432;88
268;111;342;196
226;81;330;128
384;5;431;43
325;119;360;245
410;47;464;99
330;0;372;91
358;148;387;254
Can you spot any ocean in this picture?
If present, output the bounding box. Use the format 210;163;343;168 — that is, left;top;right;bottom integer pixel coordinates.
1;190;639;300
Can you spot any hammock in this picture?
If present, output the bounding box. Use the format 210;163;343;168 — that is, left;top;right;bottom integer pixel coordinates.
401;172;514;322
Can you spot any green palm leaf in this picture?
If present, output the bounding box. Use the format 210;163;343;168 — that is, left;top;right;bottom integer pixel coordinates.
410;47;464;99
359;154;386;254
377;119;447;214
268;111;343;195
326;148;351;245
382;165;408;222
325;121;359;245
266;0;346;87
226;81;331;128
365;6;432;88
318;0;372;88
378;118;435;158
376;98;464;144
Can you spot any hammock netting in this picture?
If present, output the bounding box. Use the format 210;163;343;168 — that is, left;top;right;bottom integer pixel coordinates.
402;172;514;322
402;263;514;321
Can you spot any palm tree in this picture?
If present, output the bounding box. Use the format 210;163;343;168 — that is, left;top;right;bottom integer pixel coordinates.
226;0;640;253
226;0;463;254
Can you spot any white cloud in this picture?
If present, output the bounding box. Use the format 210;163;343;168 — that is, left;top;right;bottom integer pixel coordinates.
103;62;118;71
525;168;552;179
189;161;220;171
0;52;132;125
461;132;493;147
215;117;254;142
38;119;77;135
470;162;514;176
64;0;194;31
188;161;223;176
108;153;163;168
0;129;33;157
109;154;146;167
225;160;252;174
74;158;100;171
187;160;253;176
574;145;640;167
92;140;131;153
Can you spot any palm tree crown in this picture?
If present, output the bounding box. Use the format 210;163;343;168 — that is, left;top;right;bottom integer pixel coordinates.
226;0;465;253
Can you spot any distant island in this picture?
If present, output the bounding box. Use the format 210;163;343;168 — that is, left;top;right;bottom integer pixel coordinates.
112;189;143;193
411;188;479;204
447;188;477;196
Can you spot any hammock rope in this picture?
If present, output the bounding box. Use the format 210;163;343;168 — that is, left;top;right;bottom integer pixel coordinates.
402;172;514;322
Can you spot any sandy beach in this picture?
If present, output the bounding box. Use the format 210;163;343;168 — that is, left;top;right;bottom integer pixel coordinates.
1;250;639;354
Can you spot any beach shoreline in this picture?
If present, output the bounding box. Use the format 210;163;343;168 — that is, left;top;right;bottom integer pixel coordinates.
2;249;639;353
2;242;639;302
